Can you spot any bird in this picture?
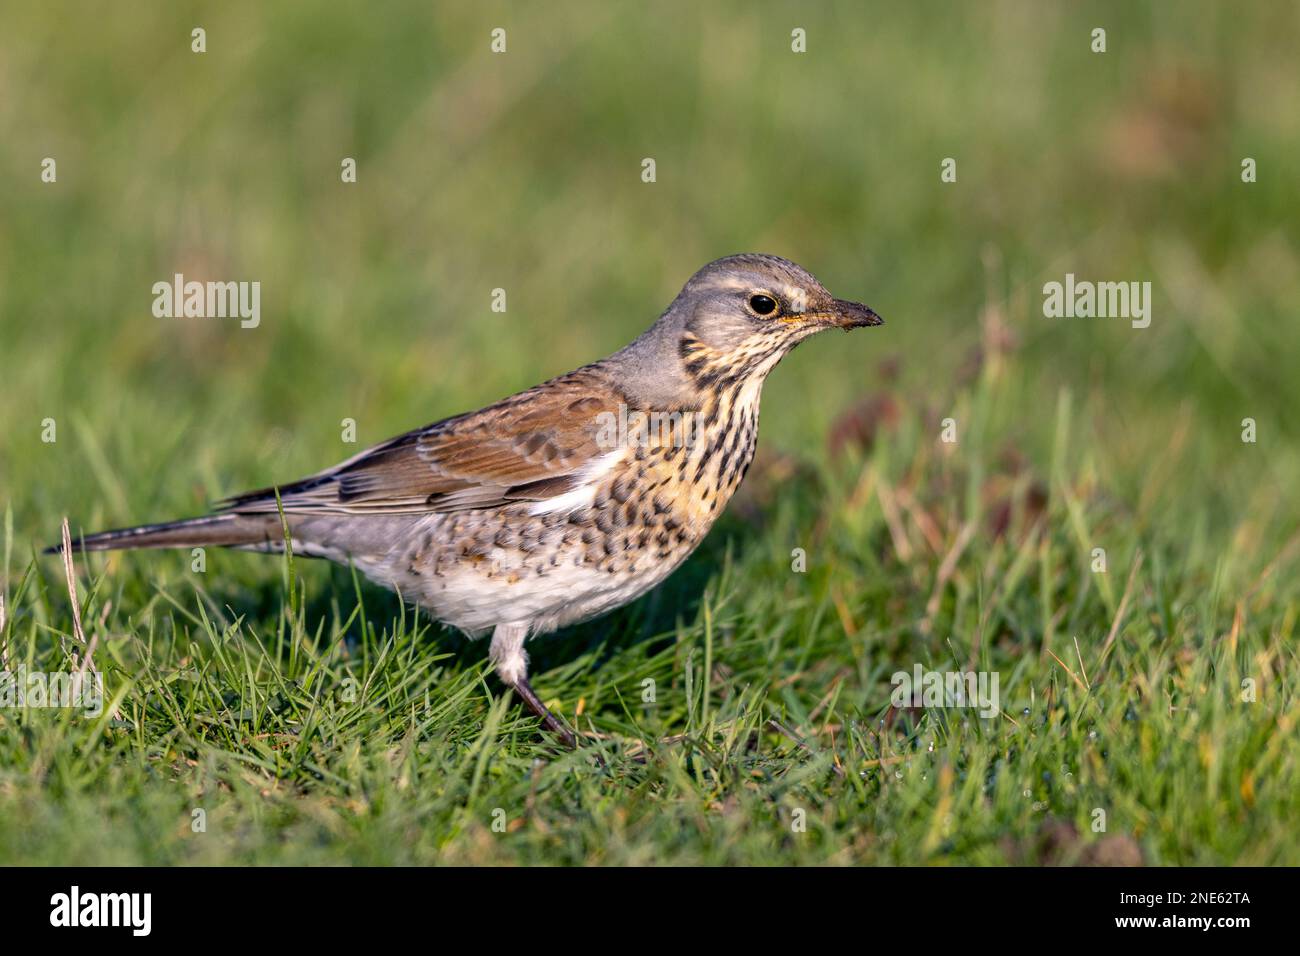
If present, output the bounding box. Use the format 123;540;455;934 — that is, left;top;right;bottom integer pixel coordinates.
49;254;882;746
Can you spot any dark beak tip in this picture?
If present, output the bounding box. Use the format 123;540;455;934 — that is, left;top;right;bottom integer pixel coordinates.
834;300;883;329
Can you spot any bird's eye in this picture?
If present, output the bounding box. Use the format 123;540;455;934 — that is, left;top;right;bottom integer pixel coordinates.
748;294;778;316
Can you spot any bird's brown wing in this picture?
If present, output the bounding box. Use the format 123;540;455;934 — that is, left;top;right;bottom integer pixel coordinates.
219;371;623;516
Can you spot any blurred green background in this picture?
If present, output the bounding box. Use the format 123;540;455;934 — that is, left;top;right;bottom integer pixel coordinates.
1;2;1299;866
2;1;1296;540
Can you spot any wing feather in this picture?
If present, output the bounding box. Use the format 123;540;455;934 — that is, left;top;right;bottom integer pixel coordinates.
218;368;626;516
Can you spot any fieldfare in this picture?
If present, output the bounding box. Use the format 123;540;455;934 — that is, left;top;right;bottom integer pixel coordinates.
51;254;883;746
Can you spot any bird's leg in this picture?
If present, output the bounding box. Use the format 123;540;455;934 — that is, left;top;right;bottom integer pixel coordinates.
512;676;578;750
489;622;577;749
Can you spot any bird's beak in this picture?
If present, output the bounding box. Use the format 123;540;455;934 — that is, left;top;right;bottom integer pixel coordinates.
829;299;884;329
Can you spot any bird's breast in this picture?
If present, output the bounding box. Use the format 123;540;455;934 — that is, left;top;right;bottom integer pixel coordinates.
615;379;763;543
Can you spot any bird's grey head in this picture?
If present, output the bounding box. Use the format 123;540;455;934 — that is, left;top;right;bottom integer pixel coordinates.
611;254;882;405
671;254;881;350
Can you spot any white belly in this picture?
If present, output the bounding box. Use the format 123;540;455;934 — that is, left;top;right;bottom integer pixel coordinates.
356;542;690;639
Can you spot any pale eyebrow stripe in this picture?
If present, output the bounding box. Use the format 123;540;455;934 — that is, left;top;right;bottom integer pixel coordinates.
696;277;812;312
700;277;752;292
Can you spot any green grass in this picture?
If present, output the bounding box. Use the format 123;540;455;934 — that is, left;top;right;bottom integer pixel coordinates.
1;1;1298;865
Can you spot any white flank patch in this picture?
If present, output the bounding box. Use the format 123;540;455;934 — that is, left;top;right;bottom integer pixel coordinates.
527;450;623;516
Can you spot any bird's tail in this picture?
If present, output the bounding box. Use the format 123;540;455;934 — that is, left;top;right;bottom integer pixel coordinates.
45;513;282;554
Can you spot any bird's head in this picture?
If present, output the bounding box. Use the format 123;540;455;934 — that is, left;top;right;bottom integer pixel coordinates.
666;254;882;378
610;254;883;408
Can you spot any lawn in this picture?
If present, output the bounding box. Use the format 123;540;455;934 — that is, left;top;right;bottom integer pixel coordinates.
0;1;1297;865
